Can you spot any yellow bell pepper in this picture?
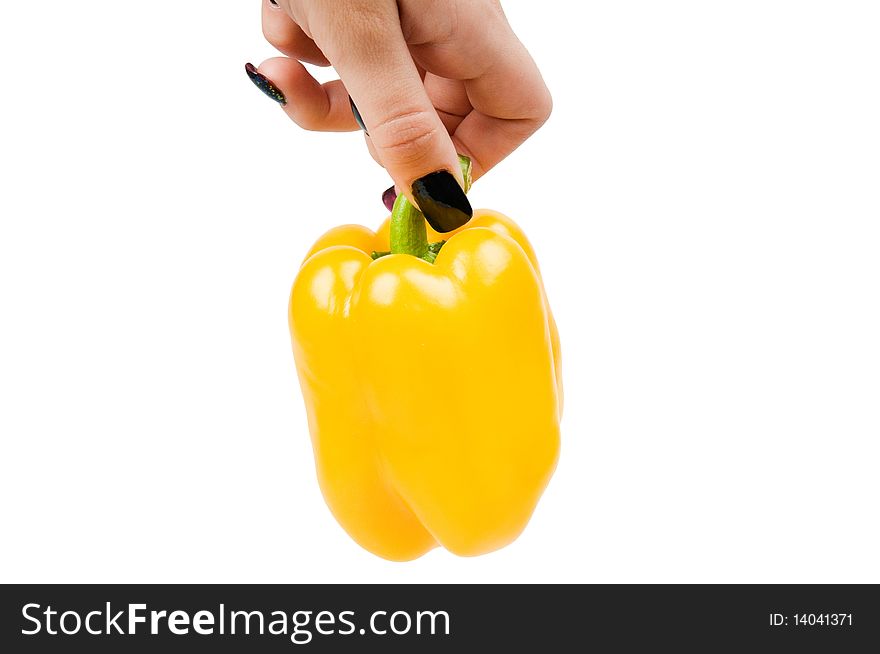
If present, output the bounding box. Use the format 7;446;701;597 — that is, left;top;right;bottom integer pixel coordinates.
288;160;561;561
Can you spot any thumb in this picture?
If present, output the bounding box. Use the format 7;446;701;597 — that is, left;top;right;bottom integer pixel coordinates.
313;3;472;232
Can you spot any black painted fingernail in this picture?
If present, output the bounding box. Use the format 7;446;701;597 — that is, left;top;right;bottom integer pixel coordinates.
382;185;397;212
245;62;286;105
350;96;368;135
268;0;279;6
411;171;473;233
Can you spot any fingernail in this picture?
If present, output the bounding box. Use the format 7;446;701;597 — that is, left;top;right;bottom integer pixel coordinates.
268;0;279;6
245;63;286;105
411;171;473;233
350;96;368;135
382;185;397;212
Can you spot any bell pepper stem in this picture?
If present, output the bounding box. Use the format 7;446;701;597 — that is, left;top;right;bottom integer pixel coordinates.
389;194;430;259
389;155;473;260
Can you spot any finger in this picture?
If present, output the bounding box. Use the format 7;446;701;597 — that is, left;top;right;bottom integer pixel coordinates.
405;1;552;179
423;74;469;134
308;0;472;233
453;36;551;177
450;117;541;181
262;0;329;65
249;58;359;132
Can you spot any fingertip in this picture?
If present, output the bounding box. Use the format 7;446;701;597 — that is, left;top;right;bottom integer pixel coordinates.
245;61;287;105
247;58;359;132
411;170;473;233
382;185;397;212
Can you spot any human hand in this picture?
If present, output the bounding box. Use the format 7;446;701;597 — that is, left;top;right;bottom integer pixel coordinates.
247;0;551;232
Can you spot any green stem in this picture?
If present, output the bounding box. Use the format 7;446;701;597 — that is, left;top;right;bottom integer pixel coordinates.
388;155;473;261
371;241;444;261
389;193;430;259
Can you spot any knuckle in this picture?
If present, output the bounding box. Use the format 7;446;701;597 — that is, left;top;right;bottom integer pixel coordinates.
369;109;440;165
311;5;388;64
517;83;553;128
536;87;553;124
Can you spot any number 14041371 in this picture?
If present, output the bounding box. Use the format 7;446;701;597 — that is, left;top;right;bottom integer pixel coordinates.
770;613;853;627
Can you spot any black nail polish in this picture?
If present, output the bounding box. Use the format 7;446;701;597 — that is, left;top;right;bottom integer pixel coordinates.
245;62;286;105
350;96;368;135
268;0;279;6
382;185;397;212
411;171;473;233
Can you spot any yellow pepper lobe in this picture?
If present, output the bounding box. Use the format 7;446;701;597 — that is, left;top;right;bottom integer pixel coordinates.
289;210;561;560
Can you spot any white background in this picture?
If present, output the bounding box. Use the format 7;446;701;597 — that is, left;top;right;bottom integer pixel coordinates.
1;1;878;583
